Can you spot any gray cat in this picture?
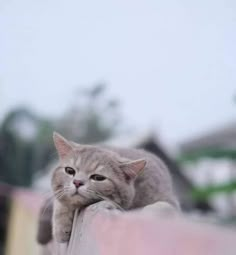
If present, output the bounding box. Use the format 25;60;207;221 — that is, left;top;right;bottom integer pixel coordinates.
37;132;179;244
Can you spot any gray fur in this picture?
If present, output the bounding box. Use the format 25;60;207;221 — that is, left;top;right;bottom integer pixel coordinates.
37;132;179;243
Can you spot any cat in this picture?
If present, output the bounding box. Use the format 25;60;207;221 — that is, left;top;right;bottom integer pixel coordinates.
37;132;180;244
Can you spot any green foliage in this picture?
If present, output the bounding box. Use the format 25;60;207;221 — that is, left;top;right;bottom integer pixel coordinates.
191;181;236;202
179;147;236;204
178;148;236;163
0;108;37;186
58;83;120;143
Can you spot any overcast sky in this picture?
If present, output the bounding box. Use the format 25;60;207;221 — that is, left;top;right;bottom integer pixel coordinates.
0;0;236;145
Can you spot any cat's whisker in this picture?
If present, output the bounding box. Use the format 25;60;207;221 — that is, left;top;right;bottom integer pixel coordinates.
53;186;75;199
40;190;51;196
53;190;69;200
40;196;55;218
42;188;66;199
40;191;55;200
55;193;65;200
40;189;68;216
41;187;74;217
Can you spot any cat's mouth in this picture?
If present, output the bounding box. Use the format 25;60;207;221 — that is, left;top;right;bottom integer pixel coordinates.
72;189;87;199
74;189;79;195
72;189;80;196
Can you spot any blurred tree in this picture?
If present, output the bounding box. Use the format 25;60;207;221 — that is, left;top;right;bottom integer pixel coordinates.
0;84;121;187
32;119;55;172
58;83;120;143
0;108;38;186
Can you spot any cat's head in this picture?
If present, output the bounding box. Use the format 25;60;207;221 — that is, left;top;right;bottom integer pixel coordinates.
51;132;146;209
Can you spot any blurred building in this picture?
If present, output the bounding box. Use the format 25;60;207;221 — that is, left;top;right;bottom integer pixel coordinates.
180;122;236;219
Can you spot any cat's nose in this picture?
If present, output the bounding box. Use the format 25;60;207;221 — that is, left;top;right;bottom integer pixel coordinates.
73;179;84;188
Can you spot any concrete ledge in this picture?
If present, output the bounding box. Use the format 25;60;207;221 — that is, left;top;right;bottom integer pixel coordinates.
54;201;236;255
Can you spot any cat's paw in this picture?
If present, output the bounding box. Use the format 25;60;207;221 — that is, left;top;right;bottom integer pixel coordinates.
54;226;72;243
102;200;120;210
93;200;120;211
142;201;179;217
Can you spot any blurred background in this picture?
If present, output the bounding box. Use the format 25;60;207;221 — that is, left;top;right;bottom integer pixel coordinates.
0;0;236;254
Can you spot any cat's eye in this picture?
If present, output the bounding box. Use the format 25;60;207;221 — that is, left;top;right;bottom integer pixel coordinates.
90;174;106;181
65;167;76;176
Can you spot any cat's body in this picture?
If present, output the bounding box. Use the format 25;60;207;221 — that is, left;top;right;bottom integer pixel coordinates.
37;133;179;244
103;146;179;209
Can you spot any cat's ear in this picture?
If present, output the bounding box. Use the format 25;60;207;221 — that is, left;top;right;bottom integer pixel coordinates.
53;132;73;160
120;159;146;180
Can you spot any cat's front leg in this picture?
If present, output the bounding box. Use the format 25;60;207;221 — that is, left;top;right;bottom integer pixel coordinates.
53;201;75;243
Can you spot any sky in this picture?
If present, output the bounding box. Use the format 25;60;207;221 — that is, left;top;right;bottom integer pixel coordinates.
0;0;236;145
